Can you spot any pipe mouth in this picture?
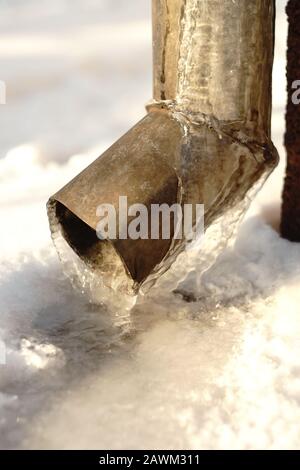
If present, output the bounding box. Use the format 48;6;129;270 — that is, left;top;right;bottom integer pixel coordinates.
55;202;99;262
47;199;137;300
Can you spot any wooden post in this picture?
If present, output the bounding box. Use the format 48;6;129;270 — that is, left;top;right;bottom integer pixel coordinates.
281;0;300;241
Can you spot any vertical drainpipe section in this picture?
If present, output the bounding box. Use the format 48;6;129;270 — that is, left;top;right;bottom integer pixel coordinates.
152;0;275;138
146;0;279;295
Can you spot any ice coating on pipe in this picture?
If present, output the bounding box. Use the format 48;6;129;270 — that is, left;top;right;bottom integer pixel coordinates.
47;0;278;303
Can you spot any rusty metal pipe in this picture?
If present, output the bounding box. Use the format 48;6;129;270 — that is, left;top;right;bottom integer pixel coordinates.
48;0;278;297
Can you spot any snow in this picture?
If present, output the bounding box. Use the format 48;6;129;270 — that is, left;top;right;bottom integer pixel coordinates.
1;0;300;450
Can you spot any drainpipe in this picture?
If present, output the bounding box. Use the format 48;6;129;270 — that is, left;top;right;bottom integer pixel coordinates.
48;0;278;297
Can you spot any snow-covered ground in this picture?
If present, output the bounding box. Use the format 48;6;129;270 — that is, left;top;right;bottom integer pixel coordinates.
1;0;300;450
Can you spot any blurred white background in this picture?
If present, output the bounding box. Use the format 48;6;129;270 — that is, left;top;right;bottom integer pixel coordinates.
0;0;152;163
